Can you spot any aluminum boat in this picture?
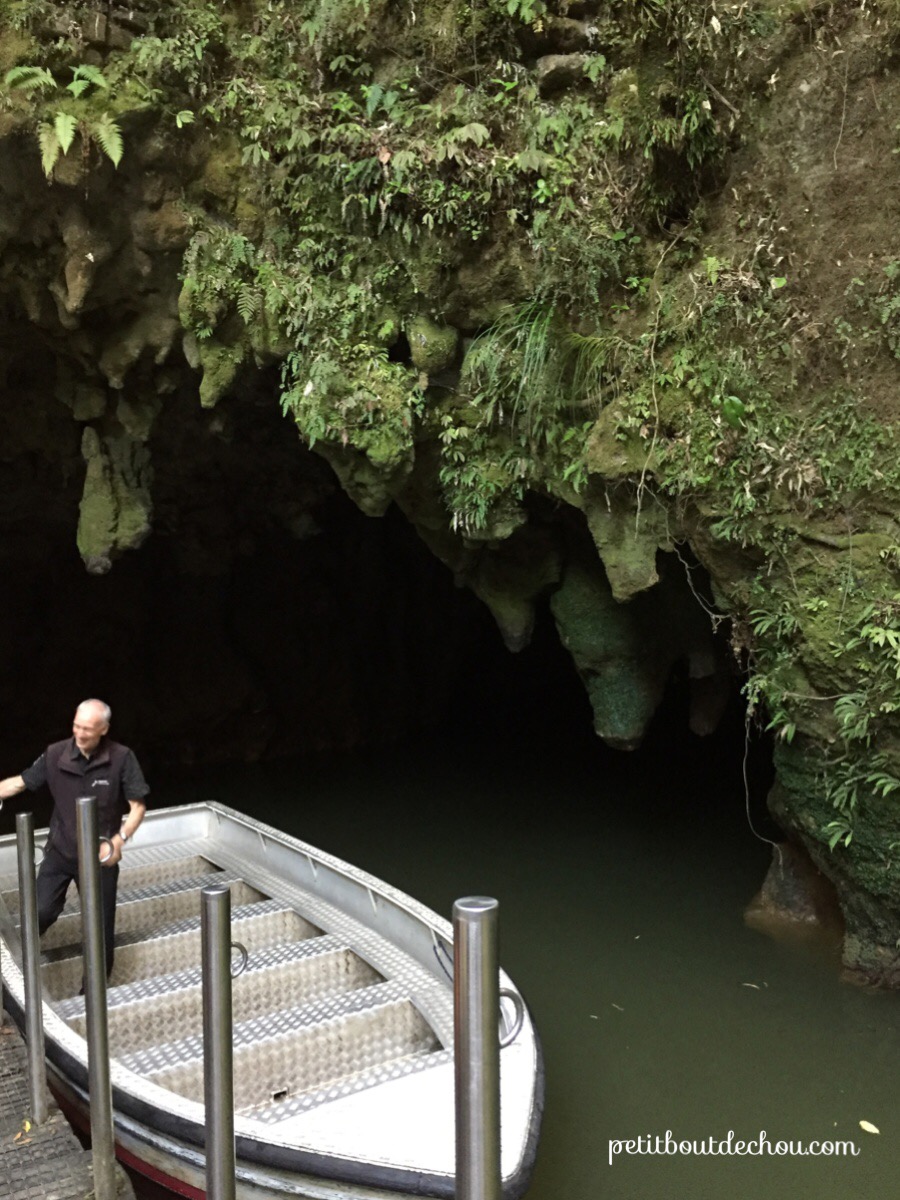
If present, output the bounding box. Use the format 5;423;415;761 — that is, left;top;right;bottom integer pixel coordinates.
0;802;542;1198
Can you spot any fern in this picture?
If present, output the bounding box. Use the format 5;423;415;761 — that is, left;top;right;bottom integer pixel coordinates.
436;122;492;164
54;112;77;156
72;64;108;90
462;301;617;444
563;329;626;409
92;113;123;167
364;83;382;119
824;819;853;850
37;122;60;178
5;65;56;93
66;66;110;99
237;285;260;323
8;62;124;176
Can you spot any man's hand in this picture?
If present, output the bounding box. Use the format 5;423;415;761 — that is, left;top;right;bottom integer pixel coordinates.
0;775;25;803
99;836;123;866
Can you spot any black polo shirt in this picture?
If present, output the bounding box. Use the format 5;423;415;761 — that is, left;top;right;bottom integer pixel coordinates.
22;737;150;858
22;739;148;797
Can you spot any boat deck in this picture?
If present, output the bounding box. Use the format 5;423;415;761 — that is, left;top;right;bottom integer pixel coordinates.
1;829;454;1127
0;1012;133;1200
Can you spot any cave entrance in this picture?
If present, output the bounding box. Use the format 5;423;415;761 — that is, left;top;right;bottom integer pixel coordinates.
0;365;775;840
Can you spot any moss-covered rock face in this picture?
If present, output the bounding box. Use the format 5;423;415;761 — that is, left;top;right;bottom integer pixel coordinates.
407;316;459;375
3;0;900;982
77;427;152;571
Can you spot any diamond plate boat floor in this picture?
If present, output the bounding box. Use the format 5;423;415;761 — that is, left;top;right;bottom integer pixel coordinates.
0;852;221;914
59;937;380;1050
18;873;266;952
46;835;454;1122
138;982;441;1118
41;898;320;1000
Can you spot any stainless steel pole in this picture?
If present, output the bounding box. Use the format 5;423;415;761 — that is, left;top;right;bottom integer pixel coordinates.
202;883;236;1200
453;896;501;1200
76;795;117;1200
15;813;49;1123
1;798;4;1029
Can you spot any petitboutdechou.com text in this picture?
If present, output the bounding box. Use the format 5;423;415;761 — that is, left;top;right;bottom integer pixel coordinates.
608;1130;860;1166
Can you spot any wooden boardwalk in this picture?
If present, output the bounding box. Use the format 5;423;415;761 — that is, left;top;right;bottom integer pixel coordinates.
0;1013;134;1200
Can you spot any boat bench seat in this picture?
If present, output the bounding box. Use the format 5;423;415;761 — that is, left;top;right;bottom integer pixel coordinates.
16;873;266;952
56;935;384;1056
41;899;320;1001
0;854;221;915
118;978;441;1116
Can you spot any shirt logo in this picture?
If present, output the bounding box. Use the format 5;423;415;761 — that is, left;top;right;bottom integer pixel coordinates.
92;779;110;787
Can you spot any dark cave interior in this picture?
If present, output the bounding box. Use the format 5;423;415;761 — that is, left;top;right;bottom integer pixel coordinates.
0;352;776;841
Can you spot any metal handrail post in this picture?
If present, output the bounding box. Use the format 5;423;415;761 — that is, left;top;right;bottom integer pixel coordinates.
76;795;117;1200
202;883;237;1200
16;813;49;1123
453;896;502;1200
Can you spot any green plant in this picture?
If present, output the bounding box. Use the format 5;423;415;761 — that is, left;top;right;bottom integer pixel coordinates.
823;817;853;850
501;0;547;25
4;63;123;176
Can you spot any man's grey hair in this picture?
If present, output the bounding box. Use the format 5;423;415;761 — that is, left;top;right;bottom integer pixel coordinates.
77;699;112;726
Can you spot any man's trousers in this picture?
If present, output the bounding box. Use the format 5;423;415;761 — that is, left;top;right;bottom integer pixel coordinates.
35;844;119;978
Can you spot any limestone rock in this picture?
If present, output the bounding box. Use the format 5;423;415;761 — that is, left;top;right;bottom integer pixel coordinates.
550;527;726;748
467;525;562;651
100;308;181;389
117;393;163;442
407;317;459;375
73;385;107;421
746;841;843;936
545;16;596;53
182;332;201;370
585;402;658;480
583;481;673;601
461;495;529;544
77;427;153;569
550;549;666;749
197;339;244;408
131;202;191;253
315;442;412;518
447;237;535;328
58;205;113;315
537;54;588;95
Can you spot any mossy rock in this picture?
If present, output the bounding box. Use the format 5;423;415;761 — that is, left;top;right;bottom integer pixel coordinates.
194;133;244;207
76;428;152;571
198;339;245;408
583;481;672;601
585;402;658;480
407;316;459;374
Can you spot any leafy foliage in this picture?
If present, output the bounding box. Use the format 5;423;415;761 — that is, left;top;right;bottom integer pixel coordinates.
4;63;123;176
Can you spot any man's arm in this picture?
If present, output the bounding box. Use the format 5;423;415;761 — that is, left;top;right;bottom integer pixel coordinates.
0;775;26;803
105;744;149;866
104;800;146;866
121;799;146;841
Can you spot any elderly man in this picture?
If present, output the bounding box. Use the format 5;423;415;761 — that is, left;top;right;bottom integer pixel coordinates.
0;699;149;978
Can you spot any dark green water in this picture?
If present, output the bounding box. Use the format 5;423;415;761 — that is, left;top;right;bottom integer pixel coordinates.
152;706;899;1200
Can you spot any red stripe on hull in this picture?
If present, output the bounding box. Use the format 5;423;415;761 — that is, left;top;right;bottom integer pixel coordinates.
52;1085;206;1199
